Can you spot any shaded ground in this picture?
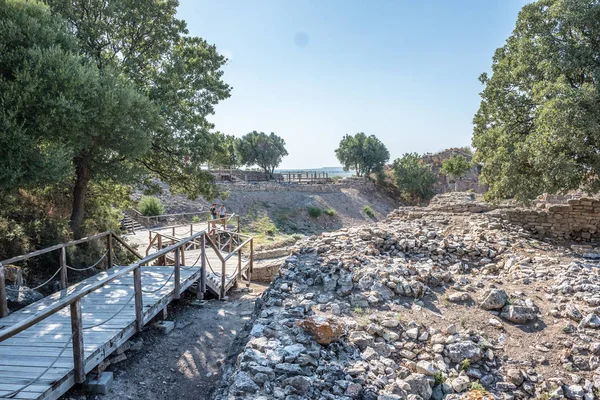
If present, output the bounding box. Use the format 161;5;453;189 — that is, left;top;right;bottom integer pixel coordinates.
61;284;267;400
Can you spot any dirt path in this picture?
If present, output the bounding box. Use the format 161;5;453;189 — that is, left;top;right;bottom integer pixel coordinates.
62;284;266;400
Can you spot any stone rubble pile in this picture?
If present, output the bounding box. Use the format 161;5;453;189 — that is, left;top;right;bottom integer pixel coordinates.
215;194;600;400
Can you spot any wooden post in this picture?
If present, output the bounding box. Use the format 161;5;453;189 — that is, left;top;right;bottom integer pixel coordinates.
157;235;163;265
190;224;193;240
70;299;85;384
174;248;181;300
133;267;143;333
247;238;253;287
60;246;67;289
0;265;8;318
148;230;152;245
171;227;175;245
229;233;233;252
237;216;240;233
237;246;242;282
107;234;113;268
181;246;185;266
220;258;226;300
197;234;206;299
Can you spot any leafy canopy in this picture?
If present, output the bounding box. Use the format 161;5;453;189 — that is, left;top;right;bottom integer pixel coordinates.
392;153;436;202
0;0;159;236
441;155;471;179
236;132;288;176
473;0;600;200
335;133;390;177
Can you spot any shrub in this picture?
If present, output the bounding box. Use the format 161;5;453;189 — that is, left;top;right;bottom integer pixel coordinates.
461;358;471;371
434;371;445;385
324;209;336;216
192;215;201;223
308;206;322;218
470;381;485;392
138;196;165;216
363;205;375;218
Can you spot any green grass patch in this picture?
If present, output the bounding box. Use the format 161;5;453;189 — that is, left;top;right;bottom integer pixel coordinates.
323;209;336;216
363;205;375;218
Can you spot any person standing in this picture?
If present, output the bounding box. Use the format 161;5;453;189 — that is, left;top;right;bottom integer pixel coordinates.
210;203;217;220
219;204;227;220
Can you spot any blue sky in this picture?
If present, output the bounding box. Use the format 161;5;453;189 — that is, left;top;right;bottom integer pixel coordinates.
178;0;529;169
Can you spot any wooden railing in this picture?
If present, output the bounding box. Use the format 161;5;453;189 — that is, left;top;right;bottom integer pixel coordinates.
124;209;211;231
0;230;209;385
145;220;253;299
0;231;142;319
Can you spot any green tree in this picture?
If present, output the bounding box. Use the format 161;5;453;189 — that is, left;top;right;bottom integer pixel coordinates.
392;153;436;202
441;155;471;191
44;0;231;234
335;133;389;177
211;134;240;169
0;0;159;237
473;0;600;200
236;131;288;178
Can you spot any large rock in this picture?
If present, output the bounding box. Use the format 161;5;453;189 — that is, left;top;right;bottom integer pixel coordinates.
296;315;345;345
479;289;508;310
445;341;482;364
404;373;433;399
6;285;43;312
500;303;537;324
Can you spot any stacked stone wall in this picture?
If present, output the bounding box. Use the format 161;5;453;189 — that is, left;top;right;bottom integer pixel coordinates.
489;198;600;240
218;179;376;193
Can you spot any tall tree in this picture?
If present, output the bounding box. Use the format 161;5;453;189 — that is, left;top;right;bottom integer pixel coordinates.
473;0;600;200
441;155;471;191
392;153;436;202
44;0;231;234
335;133;389;177
0;0;159;237
236;132;288;177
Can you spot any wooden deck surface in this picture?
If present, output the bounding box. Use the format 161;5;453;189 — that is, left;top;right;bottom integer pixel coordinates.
0;227;251;400
0;243;249;400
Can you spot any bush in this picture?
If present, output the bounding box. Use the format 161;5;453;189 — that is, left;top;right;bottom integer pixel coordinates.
138;196;165;216
363;205;375;218
192;215;201;223
392;153;436;202
323;209;336;216
308;206;322;218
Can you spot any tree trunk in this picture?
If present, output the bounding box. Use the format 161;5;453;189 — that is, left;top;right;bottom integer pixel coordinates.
70;157;90;238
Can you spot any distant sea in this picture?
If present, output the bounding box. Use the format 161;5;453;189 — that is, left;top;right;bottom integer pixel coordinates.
275;167;355;178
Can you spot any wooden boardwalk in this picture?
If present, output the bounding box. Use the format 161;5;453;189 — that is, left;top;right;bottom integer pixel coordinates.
0;266;200;399
0;228;253;400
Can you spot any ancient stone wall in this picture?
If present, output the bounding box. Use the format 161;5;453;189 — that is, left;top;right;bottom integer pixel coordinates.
488;198;600;240
389;192;600;241
218;178;376;193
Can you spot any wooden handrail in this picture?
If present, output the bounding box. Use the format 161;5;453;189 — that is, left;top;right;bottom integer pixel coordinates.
223;237;253;262
111;234;143;259
0;230;205;342
0;232;110;266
